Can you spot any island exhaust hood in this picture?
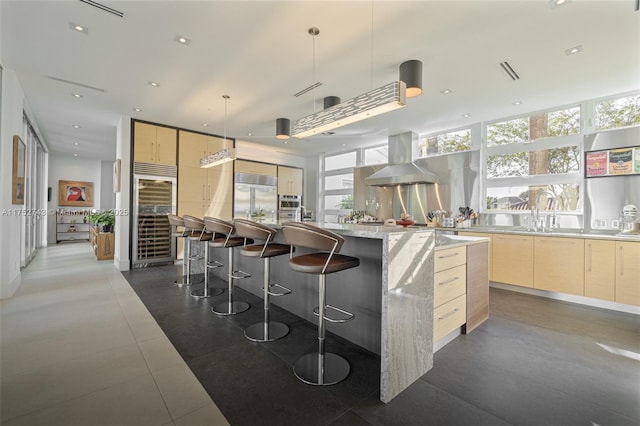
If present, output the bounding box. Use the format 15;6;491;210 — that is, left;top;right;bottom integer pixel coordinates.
365;131;439;186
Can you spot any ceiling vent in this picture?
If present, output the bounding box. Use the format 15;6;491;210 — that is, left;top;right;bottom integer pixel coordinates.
79;0;125;18
499;61;520;80
47;76;106;92
293;82;322;97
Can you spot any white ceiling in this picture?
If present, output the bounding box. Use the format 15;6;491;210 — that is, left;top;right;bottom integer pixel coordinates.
1;0;639;160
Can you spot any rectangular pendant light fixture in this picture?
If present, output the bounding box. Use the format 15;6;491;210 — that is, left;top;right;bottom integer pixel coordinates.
291;81;406;139
200;147;236;168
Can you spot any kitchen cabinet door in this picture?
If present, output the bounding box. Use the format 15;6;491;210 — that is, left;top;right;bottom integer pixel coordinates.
492;234;534;288
458;232;492;281
464;241;489;334
584;239;615;301
133;122;176;165
207;163;233;206
207;135;233;155
534;237;584;296
178;167;208;203
179;130;208;167
277;166;303;195
615;241;640;306
235;160;277;176
155;126;177;165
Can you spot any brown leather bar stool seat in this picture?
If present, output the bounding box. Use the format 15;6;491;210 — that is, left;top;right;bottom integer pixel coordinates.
205;217;253;315
182;215;223;298
234;219;293;342
282;222;359;386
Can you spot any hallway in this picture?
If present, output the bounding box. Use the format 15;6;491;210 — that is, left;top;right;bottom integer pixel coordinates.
0;243;227;425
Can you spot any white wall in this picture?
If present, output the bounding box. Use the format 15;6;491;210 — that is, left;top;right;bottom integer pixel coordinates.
100;160;115;210
47;153;102;245
114;116;131;271
0;68;25;297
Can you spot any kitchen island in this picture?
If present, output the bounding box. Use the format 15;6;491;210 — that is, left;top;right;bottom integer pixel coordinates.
207;222;488;402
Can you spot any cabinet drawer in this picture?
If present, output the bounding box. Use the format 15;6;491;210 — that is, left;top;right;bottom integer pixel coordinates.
434;264;467;308
434;293;466;342
434;247;467;272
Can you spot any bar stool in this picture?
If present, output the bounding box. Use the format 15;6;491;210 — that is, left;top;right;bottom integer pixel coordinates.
234;219;292;342
183;216;224;299
171;214;203;287
282;222;360;386
205;217;253;316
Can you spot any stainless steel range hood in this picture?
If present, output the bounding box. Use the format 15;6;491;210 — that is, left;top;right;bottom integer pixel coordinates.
365;131;439;186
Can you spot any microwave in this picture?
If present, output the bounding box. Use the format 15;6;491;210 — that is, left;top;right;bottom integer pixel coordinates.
278;194;301;211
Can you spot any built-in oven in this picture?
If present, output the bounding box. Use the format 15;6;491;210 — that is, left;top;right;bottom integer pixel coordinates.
278;194;301;221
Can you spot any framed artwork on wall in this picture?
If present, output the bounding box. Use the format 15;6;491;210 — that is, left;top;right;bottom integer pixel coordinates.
12;135;26;205
58;180;93;207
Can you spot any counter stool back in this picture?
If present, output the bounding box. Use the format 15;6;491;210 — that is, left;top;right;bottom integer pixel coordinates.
172;215;204;287
282;222;359;385
234;219;292;342
205;217;253;315
168;214;188;286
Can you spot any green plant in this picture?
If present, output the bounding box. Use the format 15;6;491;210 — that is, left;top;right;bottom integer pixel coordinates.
95;210;115;226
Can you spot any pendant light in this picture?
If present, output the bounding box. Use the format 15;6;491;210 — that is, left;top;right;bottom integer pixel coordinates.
276;117;290;140
200;95;236;168
399;60;423;98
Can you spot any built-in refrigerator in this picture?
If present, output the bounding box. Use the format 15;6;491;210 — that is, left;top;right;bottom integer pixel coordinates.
233;173;277;221
132;163;177;268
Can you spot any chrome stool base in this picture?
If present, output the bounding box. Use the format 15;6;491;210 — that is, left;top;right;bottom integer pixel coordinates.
212;301;250;316
190;287;223;298
244;321;289;342
174;275;204;287
293;352;350;386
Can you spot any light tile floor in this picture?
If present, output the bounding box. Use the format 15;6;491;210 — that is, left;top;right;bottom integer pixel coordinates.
0;243;229;426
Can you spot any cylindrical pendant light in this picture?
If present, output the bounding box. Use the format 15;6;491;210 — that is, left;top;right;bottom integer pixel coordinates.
276;117;290;140
323;96;341;109
399;59;423;98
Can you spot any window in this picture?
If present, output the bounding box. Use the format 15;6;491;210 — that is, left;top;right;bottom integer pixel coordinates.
324;151;357;171
420;128;471;156
320;150;358;222
364;145;388;165
486;185;580;212
487;146;580;178
595;94;640;130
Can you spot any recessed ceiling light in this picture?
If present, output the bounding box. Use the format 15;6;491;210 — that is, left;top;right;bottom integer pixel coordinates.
462;113;471;118
73;153;78;157
549;0;569;9
440;89;452;95
133;107;142;112
148;81;160;87
513;100;523;106
565;45;583;55
69;23;88;34
72;124;81;129
202;123;208;127
73;142;79;146
72;93;83;98
247;132;253;136
176;36;191;45
283;140;288;144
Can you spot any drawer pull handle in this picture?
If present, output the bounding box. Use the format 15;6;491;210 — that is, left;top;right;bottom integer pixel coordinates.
438;276;459;286
438;252;460;259
438;308;459;320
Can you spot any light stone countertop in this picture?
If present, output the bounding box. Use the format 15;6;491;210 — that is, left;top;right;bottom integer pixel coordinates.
437;226;640;242
261;221;431;239
434;233;490;250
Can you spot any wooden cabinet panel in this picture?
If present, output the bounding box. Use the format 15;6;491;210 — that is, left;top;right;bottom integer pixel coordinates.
492;234;534;287
207;165;233;205
133;122;156;163
277;166;303;195
464;242;489;334
616;241;640;306
208;135;233;154
434;264;466;308
178;167;208;202
178;201;205;219
434;294;466;342
458;232;492;281
134;122;176;165
534;237;584;296
235;160;277;176
434;246;466;272
585;239;615;301
178;130;208;167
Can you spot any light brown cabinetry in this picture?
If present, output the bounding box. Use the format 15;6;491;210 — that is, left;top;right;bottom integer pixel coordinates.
177;130;233;219
236;160;277;176
615;241;640;306
584;239;615;301
464;241;490;333
492;234;534;288
277;166;303;195
458;232;492;281
90;226;114;260
534;237;584;296
433;246;467;342
133;122;177;165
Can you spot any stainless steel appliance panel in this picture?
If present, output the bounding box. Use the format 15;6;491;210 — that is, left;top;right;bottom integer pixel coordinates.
233;173;277;220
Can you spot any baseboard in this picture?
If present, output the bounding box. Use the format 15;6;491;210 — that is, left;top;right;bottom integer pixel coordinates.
114;255;130;271
0;272;21;299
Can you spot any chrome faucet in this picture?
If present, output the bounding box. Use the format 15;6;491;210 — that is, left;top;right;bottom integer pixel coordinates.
533;191;556;231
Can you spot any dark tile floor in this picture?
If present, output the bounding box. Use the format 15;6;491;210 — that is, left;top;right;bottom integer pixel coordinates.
123;265;640;426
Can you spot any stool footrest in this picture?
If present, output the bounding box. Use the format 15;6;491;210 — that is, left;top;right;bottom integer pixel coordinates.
188;254;204;261
231;270;251;280
267;283;292;296
312;305;355;323
206;260;223;269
